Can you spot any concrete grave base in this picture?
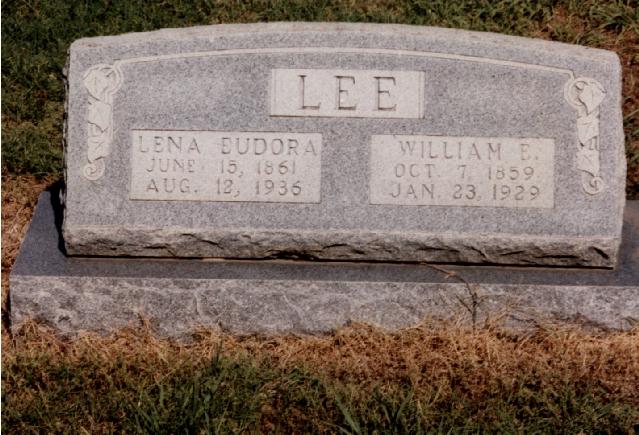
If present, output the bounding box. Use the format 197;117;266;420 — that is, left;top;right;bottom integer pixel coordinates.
10;192;639;338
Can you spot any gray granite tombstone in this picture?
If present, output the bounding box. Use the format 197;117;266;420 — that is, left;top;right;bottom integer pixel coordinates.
10;23;638;337
62;22;625;267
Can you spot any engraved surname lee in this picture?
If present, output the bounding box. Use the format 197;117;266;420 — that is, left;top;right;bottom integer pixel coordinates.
271;69;424;118
298;74;397;112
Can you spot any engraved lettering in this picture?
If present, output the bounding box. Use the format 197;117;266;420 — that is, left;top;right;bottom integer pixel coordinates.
188;138;200;154
221;137;232;154
298;75;320;110
424;164;434;178
141;135;200;154
336;75;357;110
469;143;481;159
370;135;554;208
158;158;169;172
423;184;434;199
271;138;284;155
457;164;466;178
375;76;397;111
237;138;249;155
444;141;454;159
164;178;175;193
139;135;148;152
395;140;510;161
409;164;419;177
219;137;319;156
406;184;417;199
287;139;299;155
151;158;192;173
154;136;163;152
428;141;438;159
254;138;267;155
168;136;182;153
304;140;318;156
271;69;424;118
146;179;159;192
146;157;156;172
131;130;322;203
487;143;501;161
390;182;434;199
399;140;416;156
391;182;400;198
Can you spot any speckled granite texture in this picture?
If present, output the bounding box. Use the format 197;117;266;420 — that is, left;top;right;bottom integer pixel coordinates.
10;193;639;337
63;23;625;267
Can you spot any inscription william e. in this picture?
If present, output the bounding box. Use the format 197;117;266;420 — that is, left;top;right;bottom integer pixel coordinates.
370;135;555;208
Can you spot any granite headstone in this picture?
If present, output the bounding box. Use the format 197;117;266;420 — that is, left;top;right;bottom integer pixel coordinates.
10;23;638;337
62;22;626;267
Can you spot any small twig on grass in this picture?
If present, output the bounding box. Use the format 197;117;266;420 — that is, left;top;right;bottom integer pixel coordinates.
419;262;486;332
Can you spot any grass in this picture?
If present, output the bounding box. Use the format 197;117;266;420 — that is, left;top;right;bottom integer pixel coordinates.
3;320;639;433
2;2;639;432
1;0;638;195
2;176;639;433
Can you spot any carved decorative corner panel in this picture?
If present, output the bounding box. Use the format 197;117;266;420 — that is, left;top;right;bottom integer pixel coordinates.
564;77;606;195
82;64;122;181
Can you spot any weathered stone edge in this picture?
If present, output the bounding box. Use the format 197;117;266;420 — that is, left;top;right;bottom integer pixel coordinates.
63;225;619;268
69;22;619;62
10;275;639;337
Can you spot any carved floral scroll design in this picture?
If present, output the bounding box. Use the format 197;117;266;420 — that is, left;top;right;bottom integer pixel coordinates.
82;64;122;180
564;77;606;195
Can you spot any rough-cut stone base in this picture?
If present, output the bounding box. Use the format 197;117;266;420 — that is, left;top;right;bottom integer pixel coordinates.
10;192;639;337
64;226;619;268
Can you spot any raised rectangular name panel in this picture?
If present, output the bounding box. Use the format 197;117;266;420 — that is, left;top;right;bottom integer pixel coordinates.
369;136;554;208
63;23;626;267
129;130;322;203
270;69;425;118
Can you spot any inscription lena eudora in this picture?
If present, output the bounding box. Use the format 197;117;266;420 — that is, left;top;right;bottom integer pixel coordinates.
130;130;322;203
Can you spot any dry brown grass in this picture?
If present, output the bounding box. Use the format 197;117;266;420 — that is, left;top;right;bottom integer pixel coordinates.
199;322;639;405
4;318;638;407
